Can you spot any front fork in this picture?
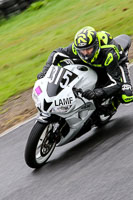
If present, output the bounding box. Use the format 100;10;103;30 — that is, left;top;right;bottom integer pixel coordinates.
36;112;69;143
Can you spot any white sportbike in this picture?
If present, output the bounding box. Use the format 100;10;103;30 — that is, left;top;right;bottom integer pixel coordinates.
25;34;131;168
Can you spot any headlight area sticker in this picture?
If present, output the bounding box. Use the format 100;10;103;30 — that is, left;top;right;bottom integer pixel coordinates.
55;97;73;106
35;86;42;96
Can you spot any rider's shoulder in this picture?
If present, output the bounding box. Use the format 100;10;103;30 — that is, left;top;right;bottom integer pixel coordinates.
97;31;113;45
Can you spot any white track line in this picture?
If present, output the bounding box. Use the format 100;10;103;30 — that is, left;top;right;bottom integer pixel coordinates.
0;115;37;138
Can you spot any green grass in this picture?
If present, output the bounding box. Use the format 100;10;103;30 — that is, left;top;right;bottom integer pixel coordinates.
0;0;133;105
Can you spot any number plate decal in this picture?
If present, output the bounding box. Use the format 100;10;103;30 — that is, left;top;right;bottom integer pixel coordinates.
47;67;77;97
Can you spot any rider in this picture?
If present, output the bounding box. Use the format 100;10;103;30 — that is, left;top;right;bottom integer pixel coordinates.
37;26;133;110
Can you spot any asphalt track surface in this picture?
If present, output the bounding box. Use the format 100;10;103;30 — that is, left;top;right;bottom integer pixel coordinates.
0;65;133;200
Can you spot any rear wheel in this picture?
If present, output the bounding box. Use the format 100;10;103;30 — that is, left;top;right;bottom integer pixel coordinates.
25;121;57;168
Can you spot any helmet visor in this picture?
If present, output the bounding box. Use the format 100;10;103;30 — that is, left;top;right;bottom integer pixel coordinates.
76;46;95;61
75;39;99;62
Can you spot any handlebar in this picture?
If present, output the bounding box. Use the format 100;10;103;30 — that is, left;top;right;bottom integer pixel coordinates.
72;87;88;107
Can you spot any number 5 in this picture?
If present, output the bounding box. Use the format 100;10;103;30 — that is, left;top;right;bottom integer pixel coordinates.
60;71;73;88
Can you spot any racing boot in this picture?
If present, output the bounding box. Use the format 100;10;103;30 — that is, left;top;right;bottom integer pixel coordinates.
98;97;120;116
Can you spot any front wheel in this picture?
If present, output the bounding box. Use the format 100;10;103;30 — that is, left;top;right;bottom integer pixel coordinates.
25;121;56;168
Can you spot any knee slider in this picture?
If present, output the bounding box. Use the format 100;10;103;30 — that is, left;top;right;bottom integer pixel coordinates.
121;84;133;103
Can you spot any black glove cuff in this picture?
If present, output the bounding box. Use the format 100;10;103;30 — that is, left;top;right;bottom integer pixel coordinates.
94;88;105;99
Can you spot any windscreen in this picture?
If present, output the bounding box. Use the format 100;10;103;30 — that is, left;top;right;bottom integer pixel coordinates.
47;66;77;97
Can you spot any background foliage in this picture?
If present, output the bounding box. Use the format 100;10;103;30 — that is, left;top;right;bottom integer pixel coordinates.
0;0;133;105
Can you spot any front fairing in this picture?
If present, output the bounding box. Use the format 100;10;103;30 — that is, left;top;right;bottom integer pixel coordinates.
32;64;97;117
33;65;78;114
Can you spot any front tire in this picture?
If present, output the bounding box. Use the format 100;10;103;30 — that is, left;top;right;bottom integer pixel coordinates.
25;121;56;168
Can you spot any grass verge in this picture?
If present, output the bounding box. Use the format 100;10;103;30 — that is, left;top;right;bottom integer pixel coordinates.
0;0;133;105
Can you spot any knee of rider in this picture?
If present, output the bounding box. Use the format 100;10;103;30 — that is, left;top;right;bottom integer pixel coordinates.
121;83;133;95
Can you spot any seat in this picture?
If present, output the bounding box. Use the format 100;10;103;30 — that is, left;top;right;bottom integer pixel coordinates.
114;34;131;51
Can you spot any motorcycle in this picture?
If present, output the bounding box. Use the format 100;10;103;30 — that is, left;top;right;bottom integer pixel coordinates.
25;34;131;168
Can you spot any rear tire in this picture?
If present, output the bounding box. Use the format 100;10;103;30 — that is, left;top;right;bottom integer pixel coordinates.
25;121;56;168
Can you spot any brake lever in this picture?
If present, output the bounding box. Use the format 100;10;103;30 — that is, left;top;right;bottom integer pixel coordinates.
73;87;88;108
73;87;83;97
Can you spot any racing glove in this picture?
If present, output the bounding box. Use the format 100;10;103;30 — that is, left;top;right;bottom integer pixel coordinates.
37;71;46;79
37;65;49;79
82;88;105;100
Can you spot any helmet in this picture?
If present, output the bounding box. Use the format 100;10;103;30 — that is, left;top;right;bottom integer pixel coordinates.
74;26;100;63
